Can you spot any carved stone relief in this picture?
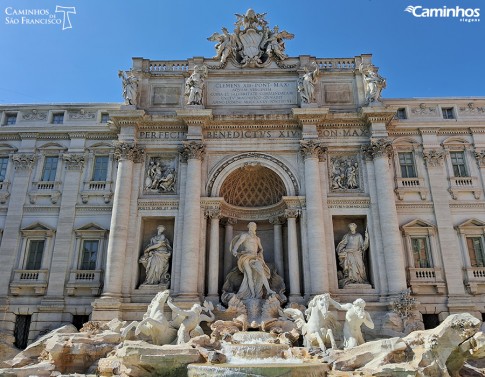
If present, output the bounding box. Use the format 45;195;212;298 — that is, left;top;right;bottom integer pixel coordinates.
144;156;177;194
459;102;485;115
22;110;47;121
410;103;438;116
329;155;361;192
68;110;96;120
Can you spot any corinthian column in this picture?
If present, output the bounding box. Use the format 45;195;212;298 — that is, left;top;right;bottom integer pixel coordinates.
223;218;237;279
102;143;144;298
206;209;222;302
269;216;285;280
285;209;301;299
178;141;205;299
300;140;328;294
362;139;406;293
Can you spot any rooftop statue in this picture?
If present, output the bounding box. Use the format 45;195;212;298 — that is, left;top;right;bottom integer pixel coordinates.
208;8;294;68
298;61;320;104
185;65;208;105
359;63;386;104
118;69;138;106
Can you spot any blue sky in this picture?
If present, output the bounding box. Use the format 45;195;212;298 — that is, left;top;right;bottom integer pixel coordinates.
0;0;484;104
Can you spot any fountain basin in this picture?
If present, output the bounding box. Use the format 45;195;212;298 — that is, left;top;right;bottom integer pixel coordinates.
187;363;330;377
222;343;290;360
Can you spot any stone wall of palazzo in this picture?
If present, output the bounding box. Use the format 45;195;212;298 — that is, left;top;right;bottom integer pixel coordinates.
0;39;484;346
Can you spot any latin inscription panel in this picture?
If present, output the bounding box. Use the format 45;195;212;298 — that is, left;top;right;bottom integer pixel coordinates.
207;81;297;106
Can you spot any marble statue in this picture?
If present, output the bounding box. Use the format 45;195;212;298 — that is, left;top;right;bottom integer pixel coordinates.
145;158;176;193
231;222;276;300
118;69;138;106
139;225;172;286
336;222;369;287
328;296;374;349
167;298;215;345
359;63;386;104
283;293;339;350
185;65;208;105
208;9;293;67
263;25;294;61
298;62;320;104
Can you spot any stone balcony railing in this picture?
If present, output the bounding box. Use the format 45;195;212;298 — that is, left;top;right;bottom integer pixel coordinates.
316;58;355;70
10;269;48;295
29;181;61;204
66;269;103;296
32;181;61;191
80;181;113;204
448;176;481;200
407;267;446;294
395;177;428;200
464;267;485;294
146;61;190;72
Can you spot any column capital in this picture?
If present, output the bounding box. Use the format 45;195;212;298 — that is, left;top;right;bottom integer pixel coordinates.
206;209;222;220
62;153;85;171
285;209;301;219
269;216;285;226
12;153;36;171
423;149;445;167
361;138;393;160
300;140;327;160
223;217;238;226
180;141;206;162
114;142;145;163
474;150;485;168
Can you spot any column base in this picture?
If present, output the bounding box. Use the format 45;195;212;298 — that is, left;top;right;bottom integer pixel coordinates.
91;297;123;322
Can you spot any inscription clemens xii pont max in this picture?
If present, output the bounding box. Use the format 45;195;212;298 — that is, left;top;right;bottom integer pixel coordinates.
208;81;297;106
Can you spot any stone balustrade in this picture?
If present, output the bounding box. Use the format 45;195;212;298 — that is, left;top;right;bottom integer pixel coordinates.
66;269;103;296
448;176;481;199
316;58;355;70
395;177;428;200
464;267;485;294
10;269;49;295
408;267;445;294
147;61;189;72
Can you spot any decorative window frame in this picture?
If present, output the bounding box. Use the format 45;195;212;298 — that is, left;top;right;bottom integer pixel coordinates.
442;138;481;200
439;105;457;120
80;143;115;204
10;222;56;296
455;218;485;294
401;219;445;294
1;111;18;126
392;139;428;200
29;143;67;204
66;223;108;296
49;110;66;125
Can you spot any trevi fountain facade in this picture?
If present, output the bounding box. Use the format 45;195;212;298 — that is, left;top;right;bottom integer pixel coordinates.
0;9;484;376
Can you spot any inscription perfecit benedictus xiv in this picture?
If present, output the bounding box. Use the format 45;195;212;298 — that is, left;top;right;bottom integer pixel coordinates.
207;81;297;106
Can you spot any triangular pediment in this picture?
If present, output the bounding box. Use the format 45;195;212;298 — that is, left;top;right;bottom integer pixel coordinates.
75;223;105;231
456;218;485;229
21;222;54;232
401;219;435;229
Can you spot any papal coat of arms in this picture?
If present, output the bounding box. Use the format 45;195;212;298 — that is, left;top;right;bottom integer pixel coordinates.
207;9;294;68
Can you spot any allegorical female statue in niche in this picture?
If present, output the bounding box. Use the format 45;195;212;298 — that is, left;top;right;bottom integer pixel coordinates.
336;222;369;288
139;225;172;286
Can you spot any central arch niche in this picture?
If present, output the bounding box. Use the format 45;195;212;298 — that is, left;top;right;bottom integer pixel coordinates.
220;164;287;207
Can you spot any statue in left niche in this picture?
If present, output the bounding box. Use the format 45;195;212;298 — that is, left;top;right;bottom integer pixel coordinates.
185;65;208;105
118;69;139;106
139;225;172;286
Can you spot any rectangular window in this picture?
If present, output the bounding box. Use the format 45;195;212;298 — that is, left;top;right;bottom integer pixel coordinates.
14;315;31;349
41;156;58;181
450;151;468;177
52;113;64;124
442;107;455;119
411;237;432;268
92;156;109;181
467;237;485;267
0;157;8;181
25;240;45;270
396;108;407;120
5;113;17;125
80;240;99;270
100;113;110;123
398;152;416;178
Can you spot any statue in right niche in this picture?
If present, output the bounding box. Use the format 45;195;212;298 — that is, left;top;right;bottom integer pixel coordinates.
336;222;369;288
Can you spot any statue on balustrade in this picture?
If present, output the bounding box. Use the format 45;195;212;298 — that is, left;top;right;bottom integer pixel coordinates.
359;63;386;104
185;65;208;105
118;69;138;106
336;222;369;288
139;225;172;287
298;61;320;104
